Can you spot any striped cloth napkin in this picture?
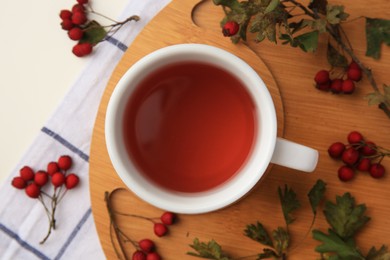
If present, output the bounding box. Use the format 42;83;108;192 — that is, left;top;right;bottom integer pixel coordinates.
0;1;170;259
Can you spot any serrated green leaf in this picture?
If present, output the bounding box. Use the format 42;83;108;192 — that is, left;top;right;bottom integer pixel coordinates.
278;185;301;225
365;18;390;59
366;245;390;260
324;192;371;239
80;20;107;45
187;238;231;260
295;30;319;52
327;43;348;68
366;92;385;106
272;227;290;256
326;5;349;25
308;179;327;215
312;229;364;259
264;0;280;14
244;222;274;247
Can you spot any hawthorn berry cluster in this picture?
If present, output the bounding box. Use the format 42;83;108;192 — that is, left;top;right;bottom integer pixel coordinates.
11;155;80;243
222;21;240;37
314;61;362;94
328;131;388;182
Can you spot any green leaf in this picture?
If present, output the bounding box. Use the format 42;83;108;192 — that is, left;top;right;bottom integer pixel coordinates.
278;185;301;225
326;5;349;25
366;245;390;260
323;192;371;239
244;222;274;247
264;0;280;14
294;30;319;52
308;0;328;15
80;20;107;45
272;227;290;256
366;92;385;106
307;179;327;215
365;18;390;59
312;229;364;259
327;43;348;68
187;238;231;260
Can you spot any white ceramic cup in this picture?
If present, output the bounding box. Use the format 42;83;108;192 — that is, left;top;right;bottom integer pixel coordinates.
105;43;318;214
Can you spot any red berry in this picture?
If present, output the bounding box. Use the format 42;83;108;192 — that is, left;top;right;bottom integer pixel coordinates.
222;21;239;37
65;174;80;189
348;61;360;70
330;79;343;93
72;43;93;57
342;147;360;165
72;11;87;25
341;79;355;94
60;10;72;20
146;252;161;260
34;171;49;186
160;212;176;225
369;163;385;179
77;0;89;4
20;166;34;181
316;82;331;91
47;162;59;176
132;250;146;260
338;165;355;182
314;70;330;85
139;239;155;253
328;142;346;159
61;19;74;30
72;4;85;13
25;183;41;198
347;68;362;82
153;223;168;237
347;131;364;145
360;141;377;156
357;158;371;172
11;176;27;189
51;172;66;187
58;155;72;170
68;27;84;41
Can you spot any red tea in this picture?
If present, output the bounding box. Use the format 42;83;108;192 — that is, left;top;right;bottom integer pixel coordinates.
123;61;256;193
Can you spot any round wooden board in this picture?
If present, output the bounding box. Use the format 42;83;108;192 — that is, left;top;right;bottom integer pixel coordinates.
90;0;390;259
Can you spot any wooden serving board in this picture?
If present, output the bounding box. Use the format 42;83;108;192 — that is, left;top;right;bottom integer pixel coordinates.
90;0;390;259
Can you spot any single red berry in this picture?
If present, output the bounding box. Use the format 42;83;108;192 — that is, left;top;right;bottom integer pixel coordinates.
348;61;360;70
341;79;355;94
60;10;72;20
347;131;364;145
316;82;331;91
72;4;85;13
25;183;41;198
328;142;346;159
347;68;362;82
146;252;161;260
51;172;66;187
360;141;377;156
11;176;27;189
65;174;80;189
132;250;146;260
34;171;49;186
222;21;239;37
72;11;87;25
330;79;343;93
357;158;371;172
61;19;74;30
68;27;84;41
72;43;93;57
338;165;355;182
341;147;360;166
160;212;176;225
20;166;35;181
58;155;72;171
47;162;59;176
314;70;330;85
77;0;89;4
153;223;168;237
369;163;385;179
139;239;155;253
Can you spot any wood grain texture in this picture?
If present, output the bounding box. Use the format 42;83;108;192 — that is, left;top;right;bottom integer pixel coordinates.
90;0;390;259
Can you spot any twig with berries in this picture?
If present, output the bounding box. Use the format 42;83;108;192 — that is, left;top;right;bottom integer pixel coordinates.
105;190;177;260
328;131;388;181
11;155;80;244
59;0;140;57
215;0;390;118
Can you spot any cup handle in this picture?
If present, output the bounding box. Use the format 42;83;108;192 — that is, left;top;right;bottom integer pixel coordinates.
270;138;319;172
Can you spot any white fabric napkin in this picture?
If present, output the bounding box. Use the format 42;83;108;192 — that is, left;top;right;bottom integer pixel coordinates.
0;1;171;259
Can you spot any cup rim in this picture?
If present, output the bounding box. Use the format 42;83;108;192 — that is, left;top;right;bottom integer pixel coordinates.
105;43;277;214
